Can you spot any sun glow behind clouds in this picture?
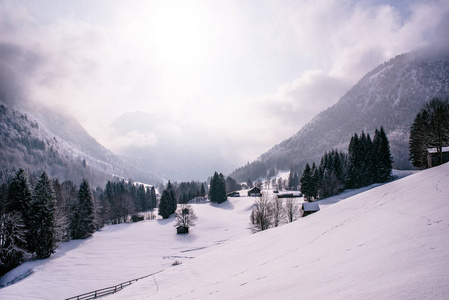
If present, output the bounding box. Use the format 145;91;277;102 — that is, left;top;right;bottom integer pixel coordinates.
151;2;211;72
124;0;215;76
2;0;449;179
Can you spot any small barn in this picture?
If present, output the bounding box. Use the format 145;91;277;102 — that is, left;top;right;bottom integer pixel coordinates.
176;226;189;234
302;202;320;217
248;187;262;197
427;147;449;168
227;191;240;197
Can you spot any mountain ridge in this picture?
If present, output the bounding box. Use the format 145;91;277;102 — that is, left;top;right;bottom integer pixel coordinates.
0;102;161;186
232;51;449;181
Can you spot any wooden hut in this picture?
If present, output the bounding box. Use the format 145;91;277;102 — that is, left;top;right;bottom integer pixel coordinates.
177;226;189;234
427;147;449;168
302;202;320;217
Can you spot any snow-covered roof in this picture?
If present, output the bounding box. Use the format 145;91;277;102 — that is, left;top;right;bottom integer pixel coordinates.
302;202;320;212
427;146;449;154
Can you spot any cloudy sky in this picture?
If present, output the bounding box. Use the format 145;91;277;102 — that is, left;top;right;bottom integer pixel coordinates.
1;0;449;180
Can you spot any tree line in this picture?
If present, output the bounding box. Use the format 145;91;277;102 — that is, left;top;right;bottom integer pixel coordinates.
409;97;449;168
0;169;160;276
300;126;393;201
0;170;97;276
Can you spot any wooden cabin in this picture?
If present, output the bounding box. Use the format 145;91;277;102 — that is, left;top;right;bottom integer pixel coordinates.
177;226;189;234
427;147;449;168
302;202;320;217
248;187;262;197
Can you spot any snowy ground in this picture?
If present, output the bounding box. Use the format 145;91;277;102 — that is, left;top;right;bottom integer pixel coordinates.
104;165;448;300
0;167;441;299
0;198;255;299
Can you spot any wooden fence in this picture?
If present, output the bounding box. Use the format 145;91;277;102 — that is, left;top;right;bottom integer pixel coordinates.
65;270;164;300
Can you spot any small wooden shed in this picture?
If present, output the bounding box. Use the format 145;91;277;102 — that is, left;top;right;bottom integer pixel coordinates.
176;226;189;234
248;187;262;197
427;147;449;168
302;202;320;217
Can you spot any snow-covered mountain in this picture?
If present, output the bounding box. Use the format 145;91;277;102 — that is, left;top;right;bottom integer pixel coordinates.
232;51;449;180
0;102;161;186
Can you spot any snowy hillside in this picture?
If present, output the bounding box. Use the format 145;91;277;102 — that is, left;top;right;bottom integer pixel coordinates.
108;163;449;299
232;51;449;181
0;164;447;299
0;197;255;299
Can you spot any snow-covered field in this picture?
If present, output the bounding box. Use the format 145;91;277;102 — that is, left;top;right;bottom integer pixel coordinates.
106;164;449;299
0;165;447;299
0;197;255;299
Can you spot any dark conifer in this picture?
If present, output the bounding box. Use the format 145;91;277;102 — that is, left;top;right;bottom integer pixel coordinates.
377;126;393;182
300;163;313;201
70;179;96;240
209;172;227;203
150;186;157;209
158;189;172;219
166;181;177;214
30;172;57;259
6;169;32;252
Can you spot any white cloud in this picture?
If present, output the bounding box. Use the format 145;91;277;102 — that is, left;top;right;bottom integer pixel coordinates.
1;0;449;179
254;0;449;143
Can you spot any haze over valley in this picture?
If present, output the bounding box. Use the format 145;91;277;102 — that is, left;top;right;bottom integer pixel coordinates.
1;1;449;299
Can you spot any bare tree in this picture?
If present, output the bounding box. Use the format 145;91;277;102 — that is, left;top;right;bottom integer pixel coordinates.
174;205;197;229
272;196;285;227
285;198;299;223
250;194;274;232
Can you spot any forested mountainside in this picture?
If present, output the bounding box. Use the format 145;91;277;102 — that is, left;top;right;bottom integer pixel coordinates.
0;103;160;186
231;51;449;181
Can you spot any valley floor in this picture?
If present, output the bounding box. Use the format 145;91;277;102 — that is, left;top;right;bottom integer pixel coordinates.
1;168;440;300
106;165;448;299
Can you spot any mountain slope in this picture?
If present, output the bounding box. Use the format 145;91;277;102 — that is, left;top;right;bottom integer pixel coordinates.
232;51;449;180
0;103;160;185
110;162;449;299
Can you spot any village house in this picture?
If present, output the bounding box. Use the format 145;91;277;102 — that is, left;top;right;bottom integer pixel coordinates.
247;186;262;197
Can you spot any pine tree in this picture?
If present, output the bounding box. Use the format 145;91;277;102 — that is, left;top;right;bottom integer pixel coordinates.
6;169;32;252
30;172;58;259
166;181;177;214
158;189;173;219
346;133;363;188
300;163;313;201
70;179;96;240
150;186;157;209
136;184;146;211
209;172;227;203
200;183;206;197
409;111;429;168
226;176;240;193
376;126;393;182
0;212;26;276
311;162;319;199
